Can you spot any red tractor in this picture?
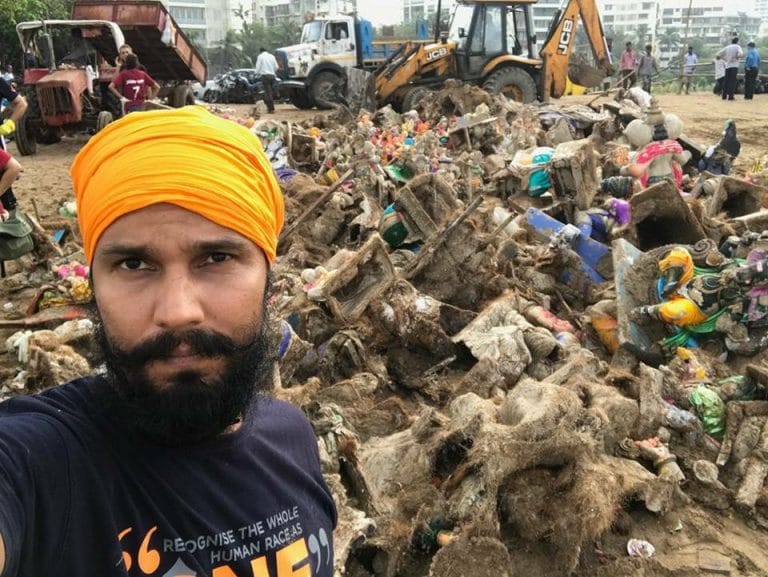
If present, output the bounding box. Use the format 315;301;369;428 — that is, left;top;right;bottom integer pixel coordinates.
15;1;207;156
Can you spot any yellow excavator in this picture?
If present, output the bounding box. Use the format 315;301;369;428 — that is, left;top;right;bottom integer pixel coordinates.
362;0;614;110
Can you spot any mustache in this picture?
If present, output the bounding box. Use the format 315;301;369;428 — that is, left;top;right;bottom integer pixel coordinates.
113;328;246;366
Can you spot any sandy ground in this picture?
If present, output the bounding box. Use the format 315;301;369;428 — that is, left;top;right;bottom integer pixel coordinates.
569;92;767;170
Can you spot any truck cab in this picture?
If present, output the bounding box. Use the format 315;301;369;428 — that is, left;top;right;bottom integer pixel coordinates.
276;14;362;109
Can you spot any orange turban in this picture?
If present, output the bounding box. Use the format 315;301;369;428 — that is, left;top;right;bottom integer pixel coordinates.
70;105;284;264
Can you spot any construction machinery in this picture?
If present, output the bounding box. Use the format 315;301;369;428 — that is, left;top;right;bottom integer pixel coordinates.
14;0;206;156
347;0;614;111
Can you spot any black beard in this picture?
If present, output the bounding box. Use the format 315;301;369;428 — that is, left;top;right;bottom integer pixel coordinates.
92;299;275;447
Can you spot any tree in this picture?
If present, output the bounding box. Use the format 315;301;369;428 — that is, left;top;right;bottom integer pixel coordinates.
207;29;247;72
635;23;650;46
658;28;680;54
0;0;74;66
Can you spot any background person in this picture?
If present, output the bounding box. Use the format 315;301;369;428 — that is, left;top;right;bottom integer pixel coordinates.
717;37;743;101
0;77;28;140
619;41;637;89
109;53;160;113
744;41;761;100
680;46;698;94
254;47;280;113
637;44;659;93
713;55;726;95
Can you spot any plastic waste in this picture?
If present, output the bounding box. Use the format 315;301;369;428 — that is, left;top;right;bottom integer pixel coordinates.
661;401;701;433
627;538;655;558
689;385;726;440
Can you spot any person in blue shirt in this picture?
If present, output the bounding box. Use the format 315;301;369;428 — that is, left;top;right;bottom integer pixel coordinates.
744;41;761;100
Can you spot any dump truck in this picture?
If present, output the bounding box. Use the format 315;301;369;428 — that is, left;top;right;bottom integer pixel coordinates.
276;14;431;110
14;0;206;156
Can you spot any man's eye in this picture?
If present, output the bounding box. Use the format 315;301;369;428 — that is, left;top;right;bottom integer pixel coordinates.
118;258;148;270
206;253;232;264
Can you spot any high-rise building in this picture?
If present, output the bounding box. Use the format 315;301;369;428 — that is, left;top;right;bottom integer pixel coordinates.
531;0;561;44
601;0;660;51
162;0;247;47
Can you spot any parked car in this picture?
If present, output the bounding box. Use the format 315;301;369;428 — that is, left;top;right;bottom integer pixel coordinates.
191;77;221;101
201;69;285;104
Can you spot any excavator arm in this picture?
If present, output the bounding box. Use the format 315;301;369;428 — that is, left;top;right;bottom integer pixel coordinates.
539;0;614;100
374;40;455;102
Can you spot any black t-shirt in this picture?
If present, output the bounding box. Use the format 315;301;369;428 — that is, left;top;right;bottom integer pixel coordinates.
0;377;337;576
0;79;17;103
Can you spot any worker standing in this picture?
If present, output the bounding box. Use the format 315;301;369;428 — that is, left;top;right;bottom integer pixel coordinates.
0;77;28;140
619;42;637;89
713;55;726;95
679;46;698;94
254;47;280;114
717;37;743;101
108;53;160;113
637;44;659;93
744;41;761;100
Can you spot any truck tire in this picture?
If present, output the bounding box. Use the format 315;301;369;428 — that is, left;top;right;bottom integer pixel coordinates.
290;90;314;110
170;85;195;108
13;114;36;156
97;111;114;132
483;67;537;103
401;86;430;112
310;71;341;110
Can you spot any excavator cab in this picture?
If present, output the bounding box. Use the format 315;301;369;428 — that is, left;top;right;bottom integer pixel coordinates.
449;0;537;79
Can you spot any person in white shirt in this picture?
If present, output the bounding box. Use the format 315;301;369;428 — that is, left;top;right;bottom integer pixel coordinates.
713;55;726;95
1;65;14;85
679;46;698;94
253;47;280;113
717;37;743;101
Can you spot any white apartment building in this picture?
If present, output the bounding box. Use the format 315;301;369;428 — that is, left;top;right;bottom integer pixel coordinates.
162;0;245;47
531;0;562;44
601;0;660;50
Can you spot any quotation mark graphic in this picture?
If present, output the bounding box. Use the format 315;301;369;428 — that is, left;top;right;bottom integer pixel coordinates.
119;526;161;574
307;529;331;570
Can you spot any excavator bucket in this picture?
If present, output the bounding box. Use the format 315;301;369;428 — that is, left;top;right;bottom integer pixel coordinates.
568;53;607;87
343;68;377;115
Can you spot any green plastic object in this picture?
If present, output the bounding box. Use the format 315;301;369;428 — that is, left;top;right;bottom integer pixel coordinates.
689;385;726;440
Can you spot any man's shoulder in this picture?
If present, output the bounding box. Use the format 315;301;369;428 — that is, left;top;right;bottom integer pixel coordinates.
0;377;103;437
252;398;312;432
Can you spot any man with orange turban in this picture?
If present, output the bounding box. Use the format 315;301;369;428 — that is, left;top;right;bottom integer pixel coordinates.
0;106;336;576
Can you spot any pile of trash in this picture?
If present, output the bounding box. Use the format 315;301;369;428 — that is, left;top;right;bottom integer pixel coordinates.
4;81;768;575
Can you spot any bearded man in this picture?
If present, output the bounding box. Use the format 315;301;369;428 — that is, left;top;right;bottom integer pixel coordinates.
0;106;336;576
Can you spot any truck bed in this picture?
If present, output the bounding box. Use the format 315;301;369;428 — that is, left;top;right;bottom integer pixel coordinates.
71;1;206;83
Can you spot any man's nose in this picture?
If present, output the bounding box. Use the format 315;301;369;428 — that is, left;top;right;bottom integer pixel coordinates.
152;268;205;330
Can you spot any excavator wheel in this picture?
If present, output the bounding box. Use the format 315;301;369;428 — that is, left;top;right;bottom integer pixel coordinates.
483;67;537;103
401;87;430;112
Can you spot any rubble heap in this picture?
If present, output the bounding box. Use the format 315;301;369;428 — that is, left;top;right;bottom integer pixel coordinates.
3;85;768;576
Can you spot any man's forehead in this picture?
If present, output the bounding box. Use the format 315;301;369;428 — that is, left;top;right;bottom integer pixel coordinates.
94;204;259;252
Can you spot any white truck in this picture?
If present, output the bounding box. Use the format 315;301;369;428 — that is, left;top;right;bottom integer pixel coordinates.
276;13;429;109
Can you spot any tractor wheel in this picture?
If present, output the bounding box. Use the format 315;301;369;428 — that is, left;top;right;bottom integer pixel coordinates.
290;90;314;110
170;85;195;108
310;71;341;110
401;86;430;112
13;113;36;156
96;110;114;132
483;67;537;103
